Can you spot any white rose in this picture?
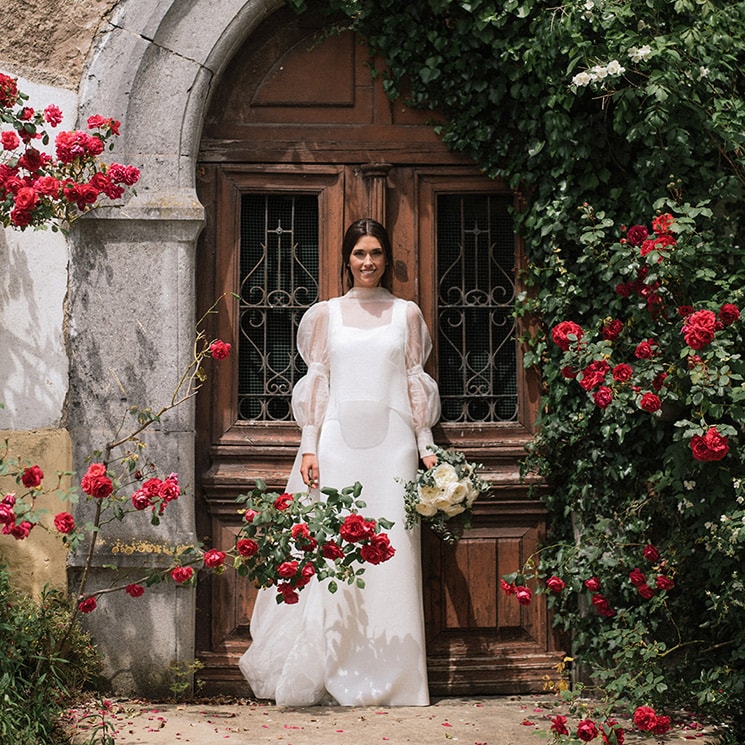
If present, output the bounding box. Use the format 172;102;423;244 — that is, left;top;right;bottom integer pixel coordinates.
432;463;458;489
590;65;608;80
628;45;651;63
416;501;438;517
447;481;468;504
606;60;626;76
442;503;466;518
571;71;592;87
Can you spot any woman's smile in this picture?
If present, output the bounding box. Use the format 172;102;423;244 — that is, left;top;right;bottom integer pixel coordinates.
349;235;386;287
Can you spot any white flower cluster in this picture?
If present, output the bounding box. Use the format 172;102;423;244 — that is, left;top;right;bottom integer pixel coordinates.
628;45;652;63
401;446;490;543
415;461;480;518
571;59;626;88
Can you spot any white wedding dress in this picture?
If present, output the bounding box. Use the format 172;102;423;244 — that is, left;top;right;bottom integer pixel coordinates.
239;286;441;707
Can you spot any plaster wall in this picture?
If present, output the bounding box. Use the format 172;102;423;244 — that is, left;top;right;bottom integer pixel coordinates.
0;429;71;597
0;0;285;696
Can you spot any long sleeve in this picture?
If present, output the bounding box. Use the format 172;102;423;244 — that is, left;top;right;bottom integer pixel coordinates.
405;301;441;458
291;302;330;455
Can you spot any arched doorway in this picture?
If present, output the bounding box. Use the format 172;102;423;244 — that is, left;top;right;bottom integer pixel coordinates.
195;5;563;694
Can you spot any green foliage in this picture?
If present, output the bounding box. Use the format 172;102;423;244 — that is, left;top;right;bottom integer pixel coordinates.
287;0;745;727
0;567;102;744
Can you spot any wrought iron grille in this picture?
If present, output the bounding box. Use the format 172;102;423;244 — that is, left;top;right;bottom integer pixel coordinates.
238;194;319;421
437;194;518;423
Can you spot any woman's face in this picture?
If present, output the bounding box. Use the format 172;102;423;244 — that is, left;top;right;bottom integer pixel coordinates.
349;235;387;288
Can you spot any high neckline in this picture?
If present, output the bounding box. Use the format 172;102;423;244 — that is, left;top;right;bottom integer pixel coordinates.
344;286;393;300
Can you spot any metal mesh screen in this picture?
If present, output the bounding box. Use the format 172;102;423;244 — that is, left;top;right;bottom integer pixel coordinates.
437;194;518;423
238;194;319;421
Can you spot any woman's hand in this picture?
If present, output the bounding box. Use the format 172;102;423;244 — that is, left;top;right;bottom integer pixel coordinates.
301;453;319;489
422;454;438;470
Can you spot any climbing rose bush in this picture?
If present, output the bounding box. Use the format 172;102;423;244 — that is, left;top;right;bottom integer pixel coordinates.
0;73;139;231
518;198;745;723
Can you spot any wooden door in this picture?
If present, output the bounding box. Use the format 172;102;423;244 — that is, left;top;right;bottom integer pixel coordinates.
195;5;563;693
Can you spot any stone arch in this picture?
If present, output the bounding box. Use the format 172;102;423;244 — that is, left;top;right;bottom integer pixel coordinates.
68;0;286;695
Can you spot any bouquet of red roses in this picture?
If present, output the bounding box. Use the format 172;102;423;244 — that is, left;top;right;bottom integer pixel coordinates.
234;480;395;604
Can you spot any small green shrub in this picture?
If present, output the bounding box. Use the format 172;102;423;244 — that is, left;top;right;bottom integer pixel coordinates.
0;566;103;744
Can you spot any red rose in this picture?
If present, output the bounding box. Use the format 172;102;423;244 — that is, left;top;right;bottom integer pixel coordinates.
339;514;376;543
131;490;152;510
651;372;667;391
34;175;61;196
14;186;37;211
125;584;145;597
322;541;345;560
545;575;566;593
550;715;569;735
78;596;97;613
640;233;675;257
21;464;44;488
81;463;114;499
682;309;717;349
278;583;299;604
53;512;75;534
579;359;610;390
1;130;19;150
652;213;674;234
690;426;729;461
243;509;258;522
719;303;740;326
637;584;655;599
612;363;633;382
273;493;293;510
0;504;15;525
593;386;613;409
44;104;63;126
0;73;19;107
639;392;661;413
278;560;299;578
642;544;660;562
108;163;140;185
209;339;232;360
159;474;180;503
634;339;657;359
633;706;657;731
678;305;694;317
561;366;577;379
592;593;615;617
576;719;599;742
651;716;671;735
584;577;601;593
626;224;649;246
551;321;584;351
656;575;675;590
9;520;34;540
629;568;647;587
360;533;396;565
170;566;194;583
236;538;258;557
500;579;518;596
615;282;632;297
601;319;623;341
515;585;532;605
203;549;227;568
601;720;625;745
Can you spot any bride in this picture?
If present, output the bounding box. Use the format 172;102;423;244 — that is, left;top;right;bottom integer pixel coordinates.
239;218;441;706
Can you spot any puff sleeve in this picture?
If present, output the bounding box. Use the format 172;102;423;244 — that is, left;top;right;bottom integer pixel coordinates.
291;302;330;455
405;301;442;458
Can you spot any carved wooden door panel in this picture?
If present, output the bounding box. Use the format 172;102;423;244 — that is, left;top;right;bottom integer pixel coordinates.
195;5;563;693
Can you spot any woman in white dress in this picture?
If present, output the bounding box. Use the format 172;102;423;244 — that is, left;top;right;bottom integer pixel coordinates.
239;218;441;707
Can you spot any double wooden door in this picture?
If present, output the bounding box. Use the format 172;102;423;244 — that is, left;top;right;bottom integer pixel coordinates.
194;5;563;694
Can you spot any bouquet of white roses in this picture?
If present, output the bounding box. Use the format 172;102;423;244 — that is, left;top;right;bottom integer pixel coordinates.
401;446;489;544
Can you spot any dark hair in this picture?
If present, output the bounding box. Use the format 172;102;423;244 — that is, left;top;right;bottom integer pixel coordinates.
340;218;393;291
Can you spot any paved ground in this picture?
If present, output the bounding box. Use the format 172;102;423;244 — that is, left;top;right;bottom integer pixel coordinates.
64;695;719;745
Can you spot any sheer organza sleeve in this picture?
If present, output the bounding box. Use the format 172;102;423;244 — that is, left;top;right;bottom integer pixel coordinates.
291;302;330;455
405;301;442;458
